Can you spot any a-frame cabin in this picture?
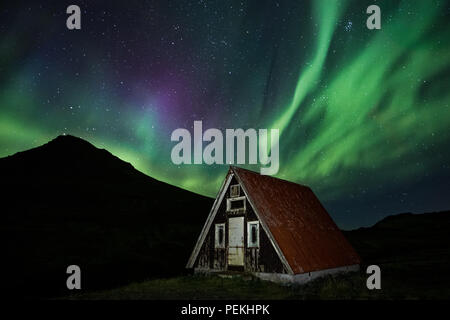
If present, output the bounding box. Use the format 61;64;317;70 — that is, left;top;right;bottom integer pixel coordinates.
186;166;360;284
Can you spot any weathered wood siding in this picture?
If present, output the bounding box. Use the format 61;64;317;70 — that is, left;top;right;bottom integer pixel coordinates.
194;175;286;273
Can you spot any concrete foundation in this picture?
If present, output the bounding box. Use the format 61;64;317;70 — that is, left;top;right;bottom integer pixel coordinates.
194;264;360;285
254;264;360;285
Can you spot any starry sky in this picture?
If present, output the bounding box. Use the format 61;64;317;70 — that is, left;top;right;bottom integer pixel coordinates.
1;0;449;228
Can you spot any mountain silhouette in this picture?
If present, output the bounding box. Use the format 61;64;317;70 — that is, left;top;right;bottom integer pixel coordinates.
0;135;213;298
2;135;449;299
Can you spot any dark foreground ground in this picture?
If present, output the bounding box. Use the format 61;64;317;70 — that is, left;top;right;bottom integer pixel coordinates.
69;211;450;300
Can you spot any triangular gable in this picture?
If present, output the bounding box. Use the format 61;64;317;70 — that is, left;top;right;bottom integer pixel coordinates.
186;167;293;273
187;166;360;274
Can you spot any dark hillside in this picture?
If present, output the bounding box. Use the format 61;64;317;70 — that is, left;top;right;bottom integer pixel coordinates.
344;210;450;298
0;135;213;298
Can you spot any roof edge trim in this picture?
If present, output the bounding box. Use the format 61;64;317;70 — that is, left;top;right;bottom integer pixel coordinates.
186;170;234;268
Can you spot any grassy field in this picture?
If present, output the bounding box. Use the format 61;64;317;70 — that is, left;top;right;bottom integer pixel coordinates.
67;259;450;300
67;272;372;300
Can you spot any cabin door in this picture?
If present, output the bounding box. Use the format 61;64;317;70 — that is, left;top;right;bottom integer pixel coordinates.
228;216;244;266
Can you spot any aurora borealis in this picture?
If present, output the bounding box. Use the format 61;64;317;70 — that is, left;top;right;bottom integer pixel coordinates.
1;0;449;228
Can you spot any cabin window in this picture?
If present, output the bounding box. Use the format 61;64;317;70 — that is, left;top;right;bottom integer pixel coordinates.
247;221;259;248
226;196;246;214
230;184;240;198
230;199;244;210
215;223;225;248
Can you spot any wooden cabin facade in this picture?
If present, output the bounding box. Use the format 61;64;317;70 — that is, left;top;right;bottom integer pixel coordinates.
186;166;360;284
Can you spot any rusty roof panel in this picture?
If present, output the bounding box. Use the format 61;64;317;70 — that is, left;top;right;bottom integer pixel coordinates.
232;166;360;274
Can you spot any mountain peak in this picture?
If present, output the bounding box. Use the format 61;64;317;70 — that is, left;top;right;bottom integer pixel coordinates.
47;134;97;149
0;134;133;180
53;134;85;141
0;135;214;297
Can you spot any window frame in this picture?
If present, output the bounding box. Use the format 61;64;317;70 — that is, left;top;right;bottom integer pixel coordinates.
247;221;260;248
215;223;226;249
226;196;246;214
230;184;241;198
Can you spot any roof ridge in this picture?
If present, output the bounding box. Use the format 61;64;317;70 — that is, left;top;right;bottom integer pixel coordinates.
230;165;311;190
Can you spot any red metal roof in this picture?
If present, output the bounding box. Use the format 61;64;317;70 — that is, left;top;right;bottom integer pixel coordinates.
232;166;360;274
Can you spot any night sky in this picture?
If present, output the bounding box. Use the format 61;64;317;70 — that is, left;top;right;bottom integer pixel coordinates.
1;0;449;229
